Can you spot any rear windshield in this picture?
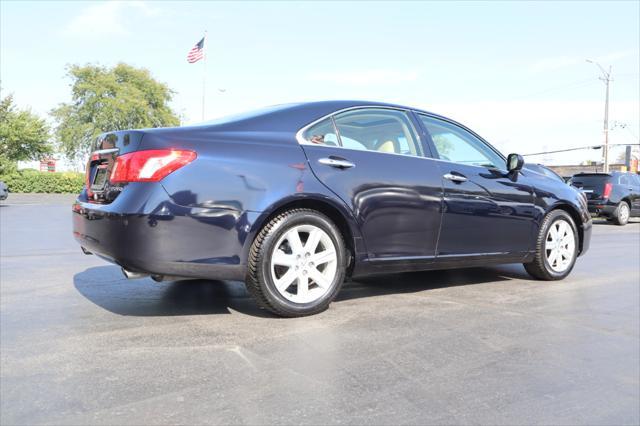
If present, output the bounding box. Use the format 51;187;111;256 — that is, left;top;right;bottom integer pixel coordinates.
570;175;610;186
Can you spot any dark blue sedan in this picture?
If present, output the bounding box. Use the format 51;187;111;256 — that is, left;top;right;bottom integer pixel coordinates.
73;101;592;317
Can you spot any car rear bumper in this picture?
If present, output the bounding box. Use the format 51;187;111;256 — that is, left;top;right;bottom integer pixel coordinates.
72;183;258;281
587;200;616;217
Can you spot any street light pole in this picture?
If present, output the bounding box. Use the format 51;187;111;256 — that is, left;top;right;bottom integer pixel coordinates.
586;59;612;173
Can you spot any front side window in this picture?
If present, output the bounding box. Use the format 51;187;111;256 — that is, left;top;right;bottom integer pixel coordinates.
418;114;504;168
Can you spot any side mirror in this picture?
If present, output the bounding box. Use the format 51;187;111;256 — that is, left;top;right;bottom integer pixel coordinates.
507;153;524;173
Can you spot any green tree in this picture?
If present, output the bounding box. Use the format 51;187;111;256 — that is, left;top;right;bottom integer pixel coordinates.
0;94;52;172
51;63;180;162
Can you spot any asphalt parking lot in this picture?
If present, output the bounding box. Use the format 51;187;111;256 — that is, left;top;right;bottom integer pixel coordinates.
1;194;639;425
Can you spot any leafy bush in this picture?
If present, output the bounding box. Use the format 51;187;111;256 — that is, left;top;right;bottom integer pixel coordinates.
0;169;84;193
0;157;18;175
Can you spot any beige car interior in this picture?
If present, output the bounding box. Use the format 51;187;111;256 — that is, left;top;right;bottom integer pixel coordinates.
304;110;421;156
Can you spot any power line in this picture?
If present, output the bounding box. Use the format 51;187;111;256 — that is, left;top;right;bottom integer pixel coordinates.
523;143;640;157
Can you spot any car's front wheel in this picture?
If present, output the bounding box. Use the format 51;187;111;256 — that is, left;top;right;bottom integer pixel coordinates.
246;209;347;317
524;209;579;280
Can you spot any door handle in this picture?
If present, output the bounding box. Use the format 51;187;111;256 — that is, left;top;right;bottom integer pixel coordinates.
318;157;355;169
443;173;467;183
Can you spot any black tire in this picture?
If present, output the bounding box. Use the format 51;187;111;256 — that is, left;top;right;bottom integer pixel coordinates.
245;208;347;317
612;201;630;226
524;209;579;281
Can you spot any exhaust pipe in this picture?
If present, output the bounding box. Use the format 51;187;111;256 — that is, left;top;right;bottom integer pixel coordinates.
121;267;149;280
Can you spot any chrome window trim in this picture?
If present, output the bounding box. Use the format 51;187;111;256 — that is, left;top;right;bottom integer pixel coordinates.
295;106;426;160
420;155;508;174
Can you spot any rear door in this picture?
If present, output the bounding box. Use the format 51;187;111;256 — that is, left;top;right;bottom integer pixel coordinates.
300;107;443;260
416;113;536;258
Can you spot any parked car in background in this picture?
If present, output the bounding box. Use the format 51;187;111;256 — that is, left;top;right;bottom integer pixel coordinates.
570;172;640;225
0;181;8;200
523;163;566;183
73;101;592;317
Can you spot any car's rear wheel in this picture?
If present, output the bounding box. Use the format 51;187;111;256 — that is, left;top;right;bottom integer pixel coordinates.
246;209;347;317
613;201;630;226
524;209;579;280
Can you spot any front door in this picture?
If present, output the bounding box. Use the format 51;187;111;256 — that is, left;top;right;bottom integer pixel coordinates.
300;108;443;260
416;113;536;258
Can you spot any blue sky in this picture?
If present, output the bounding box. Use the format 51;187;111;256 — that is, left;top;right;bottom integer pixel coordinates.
1;1;638;165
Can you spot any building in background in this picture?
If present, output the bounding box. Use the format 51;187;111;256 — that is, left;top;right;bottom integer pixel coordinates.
17;156;82;173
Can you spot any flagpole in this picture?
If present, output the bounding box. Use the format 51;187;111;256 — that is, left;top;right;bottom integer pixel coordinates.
202;31;207;121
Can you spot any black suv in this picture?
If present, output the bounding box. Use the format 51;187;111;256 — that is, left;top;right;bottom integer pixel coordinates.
570;172;640;225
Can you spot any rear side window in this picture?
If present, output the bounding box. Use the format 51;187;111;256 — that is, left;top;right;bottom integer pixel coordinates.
302;118;340;146
619;175;631;185
333;108;422;156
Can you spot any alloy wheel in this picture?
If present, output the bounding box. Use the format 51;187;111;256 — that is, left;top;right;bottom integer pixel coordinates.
619;203;630;224
545;219;576;273
270;224;338;304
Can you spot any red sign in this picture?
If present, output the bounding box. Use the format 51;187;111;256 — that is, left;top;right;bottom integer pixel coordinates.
39;159;56;172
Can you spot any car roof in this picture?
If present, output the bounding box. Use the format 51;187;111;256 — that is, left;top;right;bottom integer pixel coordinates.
174;100;448;133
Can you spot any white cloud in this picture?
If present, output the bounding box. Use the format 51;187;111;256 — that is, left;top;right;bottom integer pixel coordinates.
307;69;419;86
64;1;160;38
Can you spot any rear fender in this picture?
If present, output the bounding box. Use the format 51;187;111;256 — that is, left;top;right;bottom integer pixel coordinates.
242;191;366;271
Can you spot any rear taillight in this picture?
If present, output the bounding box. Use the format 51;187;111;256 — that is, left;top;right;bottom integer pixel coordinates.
603;182;613;199
110;149;196;183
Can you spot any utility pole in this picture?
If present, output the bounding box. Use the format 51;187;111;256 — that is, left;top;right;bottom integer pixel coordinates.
586;59;612;172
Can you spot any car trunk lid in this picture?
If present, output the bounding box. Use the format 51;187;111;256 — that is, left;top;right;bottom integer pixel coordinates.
85;131;144;203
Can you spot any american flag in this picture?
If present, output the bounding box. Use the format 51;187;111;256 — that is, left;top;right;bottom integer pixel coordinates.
187;37;205;63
